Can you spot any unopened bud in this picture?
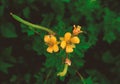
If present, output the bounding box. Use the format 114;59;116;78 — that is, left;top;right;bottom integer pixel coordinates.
73;25;83;35
65;58;71;66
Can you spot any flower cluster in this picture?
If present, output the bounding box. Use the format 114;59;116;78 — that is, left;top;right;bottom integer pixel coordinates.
10;13;84;77
44;25;83;53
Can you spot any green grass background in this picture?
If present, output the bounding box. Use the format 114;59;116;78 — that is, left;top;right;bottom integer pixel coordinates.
0;0;120;84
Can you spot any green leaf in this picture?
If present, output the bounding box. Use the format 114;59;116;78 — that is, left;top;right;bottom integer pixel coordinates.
24;73;31;84
103;31;116;44
21;24;35;36
86;70;110;84
0;23;18;38
17;0;24;4
0;5;4;17
45;55;57;68
73;59;85;69
62;0;70;3
59;76;65;81
23;7;30;19
32;36;45;55
85;77;94;84
1;46;16;63
103;8;117;43
102;51;114;64
68;76;82;84
72;55;85;69
10;75;17;83
34;72;44;84
1;46;12;57
116;17;120;32
0;60;13;74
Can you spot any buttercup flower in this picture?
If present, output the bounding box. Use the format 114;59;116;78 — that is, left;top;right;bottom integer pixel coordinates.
73;25;83;35
44;35;59;53
60;32;80;53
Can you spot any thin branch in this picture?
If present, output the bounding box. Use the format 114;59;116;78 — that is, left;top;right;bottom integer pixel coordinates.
44;69;53;84
76;70;86;84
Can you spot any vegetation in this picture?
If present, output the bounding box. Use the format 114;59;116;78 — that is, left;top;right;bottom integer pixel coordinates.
0;0;120;84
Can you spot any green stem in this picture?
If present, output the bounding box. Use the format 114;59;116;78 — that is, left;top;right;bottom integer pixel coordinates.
10;13;55;34
76;71;86;84
57;64;68;77
44;69;52;84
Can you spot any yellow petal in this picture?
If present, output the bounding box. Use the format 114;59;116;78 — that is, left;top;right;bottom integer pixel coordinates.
71;36;80;44
64;32;71;41
53;45;59;52
50;35;57;44
71;44;75;48
60;41;66;49
47;47;53;53
66;45;73;53
44;35;50;43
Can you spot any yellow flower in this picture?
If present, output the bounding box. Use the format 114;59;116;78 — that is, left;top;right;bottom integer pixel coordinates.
60;32;80;53
73;25;83;35
44;35;59;53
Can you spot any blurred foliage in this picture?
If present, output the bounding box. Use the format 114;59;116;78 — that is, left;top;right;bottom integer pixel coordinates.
0;0;120;84
0;22;18;38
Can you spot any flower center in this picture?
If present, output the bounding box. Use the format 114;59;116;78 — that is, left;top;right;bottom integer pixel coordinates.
66;39;72;45
47;42;54;46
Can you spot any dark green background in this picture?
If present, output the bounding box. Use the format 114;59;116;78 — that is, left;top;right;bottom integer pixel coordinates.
0;0;120;84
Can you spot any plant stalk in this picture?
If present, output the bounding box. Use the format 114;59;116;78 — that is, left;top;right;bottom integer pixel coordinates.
10;13;55;34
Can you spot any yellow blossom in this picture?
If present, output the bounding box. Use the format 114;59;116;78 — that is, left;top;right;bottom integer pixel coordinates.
60;32;80;53
44;35;59;53
73;25;83;35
